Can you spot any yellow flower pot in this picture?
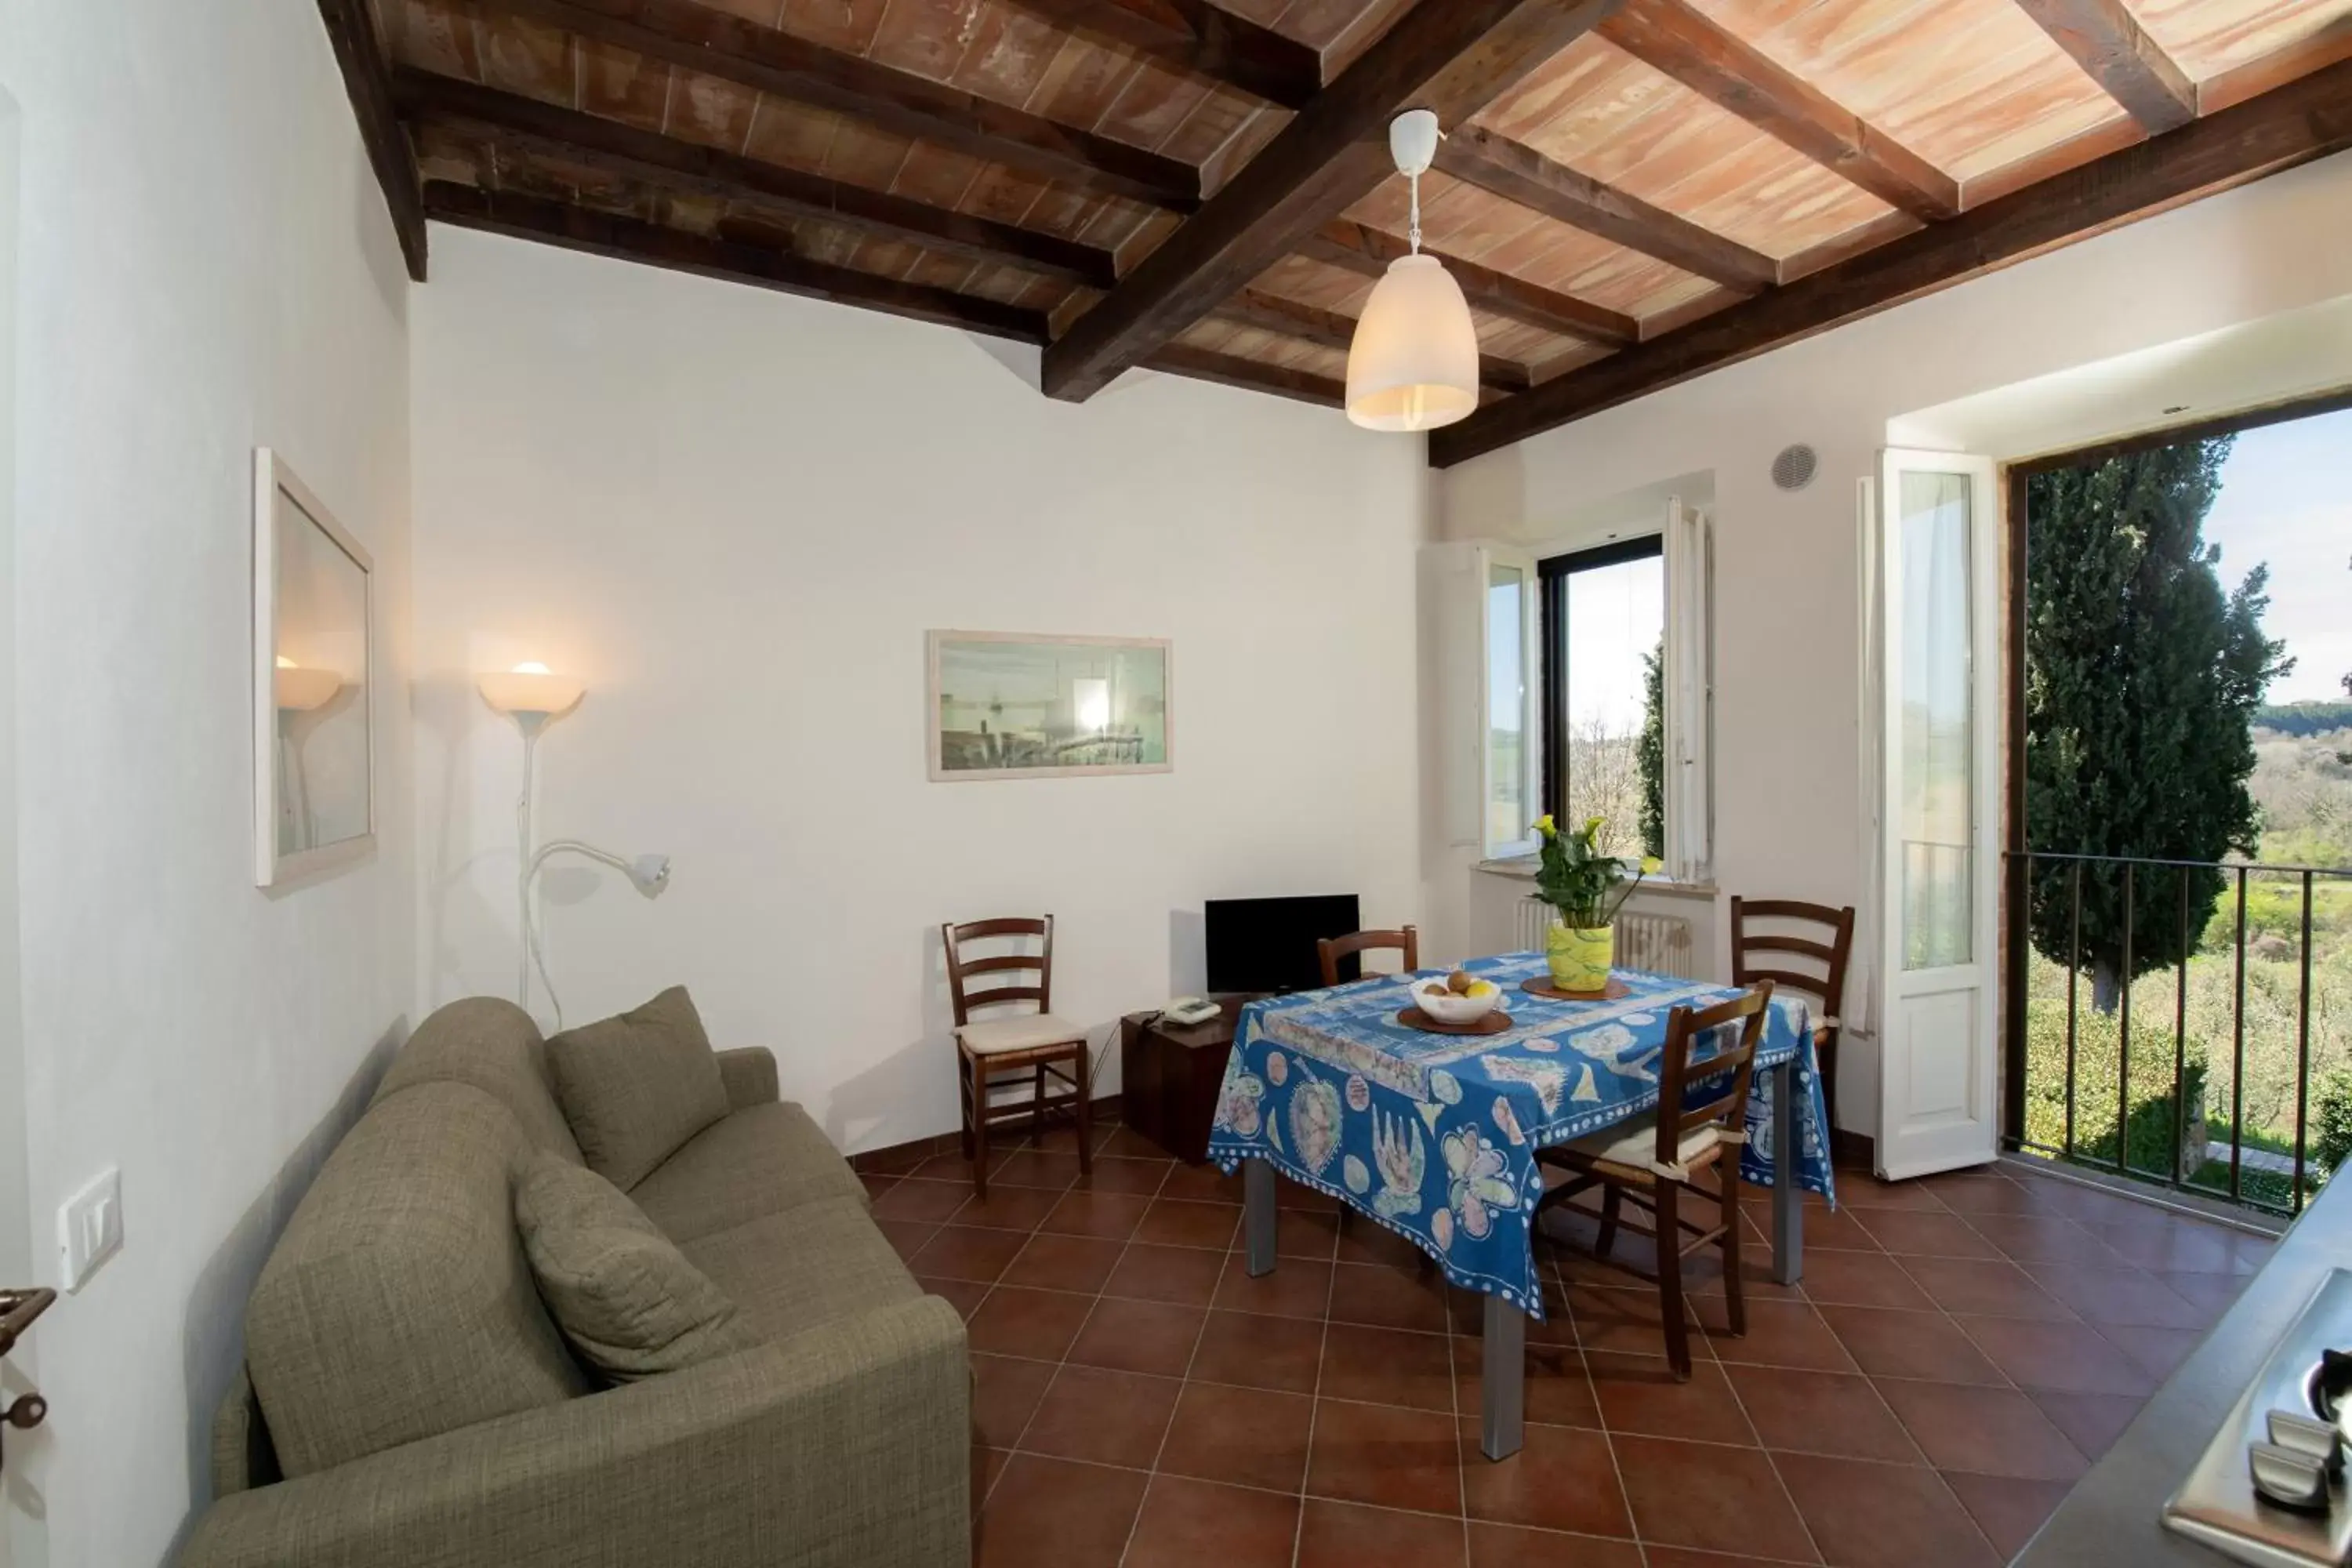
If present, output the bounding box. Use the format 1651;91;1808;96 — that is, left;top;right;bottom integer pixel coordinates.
1545;922;1614;993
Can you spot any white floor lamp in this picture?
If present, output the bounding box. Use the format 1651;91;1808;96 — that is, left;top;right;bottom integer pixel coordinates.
478;663;672;1028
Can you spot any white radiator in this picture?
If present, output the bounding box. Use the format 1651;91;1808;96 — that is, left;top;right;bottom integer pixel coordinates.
1513;897;1695;978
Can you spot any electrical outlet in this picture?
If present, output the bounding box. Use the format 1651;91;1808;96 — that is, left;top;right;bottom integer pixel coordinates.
58;1167;122;1293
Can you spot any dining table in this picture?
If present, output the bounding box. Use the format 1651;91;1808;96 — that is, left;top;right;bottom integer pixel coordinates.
1203;949;1838;1461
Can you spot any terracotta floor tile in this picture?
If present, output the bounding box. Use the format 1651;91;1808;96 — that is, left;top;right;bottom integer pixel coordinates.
1467;1521;1643;1567
971;1352;1058;1449
967;1286;1096;1362
858;1171;898;1200
1320;1322;1457;1411
1280;1178;1345;1214
905;1224;1029;1283
1097;1126;1174;1159
972;1443;1010;1515
989;1149;1083;1190
1873;1378;2089;1480
1458;1417;1635;1537
1214;1253;1336;1319
949;1184;1065;1231
1644;1551;1822;1568
1961;1212;2115;1265
1001;1231;1125;1294
907;1154;982;1185
1943;1471;2074;1559
1067;1296;1207;1377
1038;1189;1152;1242
1073;1154;1173;1196
1105;1241;1229;1306
2025;1388;2147;1461
1895;1255;2076;1320
1190;1308;1327;1392
1585;1350;1755;1444
1137;1196;1242;1250
1330;1259;1454;1333
1775;1452;1999;1568
2085;1215;2262;1274
1297;1499;1469;1568
1256;1205;1343;1261
1454;1335;1602;1429
1335;1212;1431;1269
1954;1314;2155;1396
2022;1258;2208;1329
2156;1268;2251;1320
1611;1432;1812;1559
1160;1162;1247;1203
916;1277;989;1319
876;1218;940;1261
1124;1475;1301;1568
1798;1249;1938;1310
1726;1363;1921;1462
2097;1322;2205;1381
1816;1306;2005;1385
1853;1209;2002;1259
1908;1171;2047;1215
1796;1206;1887;1251
1697;1298;1858;1372
974;1454;1148;1568
1158;1381;1315;1490
1019;1363;1181;1468
1841;1175;1954;1211
1308;1399;1465;1514
1561;1282;1715;1360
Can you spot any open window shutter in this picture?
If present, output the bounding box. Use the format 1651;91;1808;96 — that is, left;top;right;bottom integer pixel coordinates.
1663;499;1712;883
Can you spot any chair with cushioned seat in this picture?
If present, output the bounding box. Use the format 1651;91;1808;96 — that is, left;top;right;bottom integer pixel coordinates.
1730;898;1855;1149
1533;982;1774;1380
942;915;1094;1198
1315;925;1420;988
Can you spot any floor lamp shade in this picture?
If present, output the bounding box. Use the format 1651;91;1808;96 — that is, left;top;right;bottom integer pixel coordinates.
1345;252;1479;433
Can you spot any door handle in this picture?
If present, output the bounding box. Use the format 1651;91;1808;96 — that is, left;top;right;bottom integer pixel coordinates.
0;1287;55;1480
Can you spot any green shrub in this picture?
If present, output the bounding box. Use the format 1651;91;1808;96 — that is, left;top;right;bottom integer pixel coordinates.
2021;998;2209;1178
2314;1066;2352;1175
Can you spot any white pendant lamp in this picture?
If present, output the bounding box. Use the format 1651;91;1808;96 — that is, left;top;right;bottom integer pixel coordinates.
1346;109;1479;433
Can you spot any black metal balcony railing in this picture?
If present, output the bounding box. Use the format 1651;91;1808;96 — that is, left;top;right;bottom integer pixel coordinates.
2002;849;2350;1217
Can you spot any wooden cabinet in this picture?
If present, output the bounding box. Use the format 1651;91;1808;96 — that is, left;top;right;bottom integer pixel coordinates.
1118;999;1256;1164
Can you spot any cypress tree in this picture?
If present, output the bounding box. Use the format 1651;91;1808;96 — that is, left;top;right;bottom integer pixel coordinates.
2024;436;2289;1011
1639;637;1665;862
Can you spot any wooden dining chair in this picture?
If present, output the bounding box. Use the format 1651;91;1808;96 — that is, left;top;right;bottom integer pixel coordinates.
1534;982;1774;1379
941;915;1093;1199
1730;898;1855;1149
1316;925;1420;987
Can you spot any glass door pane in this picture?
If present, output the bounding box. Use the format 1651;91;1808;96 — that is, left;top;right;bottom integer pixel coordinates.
1899;471;1974;970
1487;561;1528;850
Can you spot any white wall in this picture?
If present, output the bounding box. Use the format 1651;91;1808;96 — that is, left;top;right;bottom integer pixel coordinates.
0;3;416;1564
410;225;1430;1154
1441;149;2352;1137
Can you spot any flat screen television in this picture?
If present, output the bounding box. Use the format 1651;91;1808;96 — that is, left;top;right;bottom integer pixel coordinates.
1204;894;1362;995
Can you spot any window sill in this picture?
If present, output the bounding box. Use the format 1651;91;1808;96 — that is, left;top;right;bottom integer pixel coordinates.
1473;855;1719;901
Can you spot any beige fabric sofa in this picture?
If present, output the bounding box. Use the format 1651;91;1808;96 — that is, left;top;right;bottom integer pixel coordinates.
180;997;968;1568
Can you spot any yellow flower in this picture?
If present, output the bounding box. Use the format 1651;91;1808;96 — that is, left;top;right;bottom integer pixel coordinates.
1531;815;1555;838
1640;856;1663;876
1582;815;1605;838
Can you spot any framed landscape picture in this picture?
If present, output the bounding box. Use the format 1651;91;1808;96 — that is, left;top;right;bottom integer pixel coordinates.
927;632;1172;782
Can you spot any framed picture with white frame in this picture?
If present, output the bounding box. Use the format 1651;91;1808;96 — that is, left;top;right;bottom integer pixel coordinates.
252;448;375;887
927;631;1173;782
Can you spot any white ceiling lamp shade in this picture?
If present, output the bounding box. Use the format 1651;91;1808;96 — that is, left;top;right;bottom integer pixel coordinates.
1346;109;1480;434
477;660;586;722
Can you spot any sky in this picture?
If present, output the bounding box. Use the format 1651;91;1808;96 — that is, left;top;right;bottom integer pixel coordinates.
2201;405;2352;706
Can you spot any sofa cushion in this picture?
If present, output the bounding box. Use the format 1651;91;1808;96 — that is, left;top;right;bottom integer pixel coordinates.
629;1100;867;1243
547;986;731;1190
515;1153;760;1382
681;1199;922;1345
373;996;583;1164
246;1083;590;1477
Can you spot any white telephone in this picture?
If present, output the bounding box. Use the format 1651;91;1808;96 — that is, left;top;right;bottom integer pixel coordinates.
1162;996;1222;1026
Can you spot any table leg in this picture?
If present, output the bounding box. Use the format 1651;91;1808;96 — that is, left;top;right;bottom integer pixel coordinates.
1243;1156;1278;1278
1771;1058;1804;1287
1480;1293;1526;1461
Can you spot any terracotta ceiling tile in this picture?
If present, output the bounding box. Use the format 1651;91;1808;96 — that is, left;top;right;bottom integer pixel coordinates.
390;0;481;78
473;9;572;99
576;37;671;125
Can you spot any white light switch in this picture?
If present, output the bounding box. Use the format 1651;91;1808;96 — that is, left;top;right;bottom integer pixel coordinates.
58;1167;122;1293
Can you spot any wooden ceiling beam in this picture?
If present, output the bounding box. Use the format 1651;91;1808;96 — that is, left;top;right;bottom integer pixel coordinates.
1301;220;1639;346
423;181;1051;339
1145;343;1345;406
2013;0;2197;133
469;0;1202;212
317;0;429;279
992;0;1324;109
397;69;1119;288
1215;289;1534;391
1042;0;1624;401
1599;0;1959;221
1428;57;2352;467
1432;124;1777;290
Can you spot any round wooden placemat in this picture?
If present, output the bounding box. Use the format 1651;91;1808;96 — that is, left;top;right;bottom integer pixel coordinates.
1519;976;1632;1003
1396;1006;1512;1036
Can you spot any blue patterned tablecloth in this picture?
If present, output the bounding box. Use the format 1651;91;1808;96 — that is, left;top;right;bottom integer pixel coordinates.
1204;953;1836;1319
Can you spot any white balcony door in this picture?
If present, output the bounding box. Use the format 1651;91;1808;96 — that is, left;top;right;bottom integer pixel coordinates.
1875;449;2002;1180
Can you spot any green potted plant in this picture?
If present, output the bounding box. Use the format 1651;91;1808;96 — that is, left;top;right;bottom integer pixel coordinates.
1530;815;1658;990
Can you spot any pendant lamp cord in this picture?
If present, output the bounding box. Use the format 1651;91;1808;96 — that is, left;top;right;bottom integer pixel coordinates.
1407;166;1423;256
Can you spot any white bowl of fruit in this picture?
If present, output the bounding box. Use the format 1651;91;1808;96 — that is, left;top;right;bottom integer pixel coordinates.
1412;969;1503;1025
